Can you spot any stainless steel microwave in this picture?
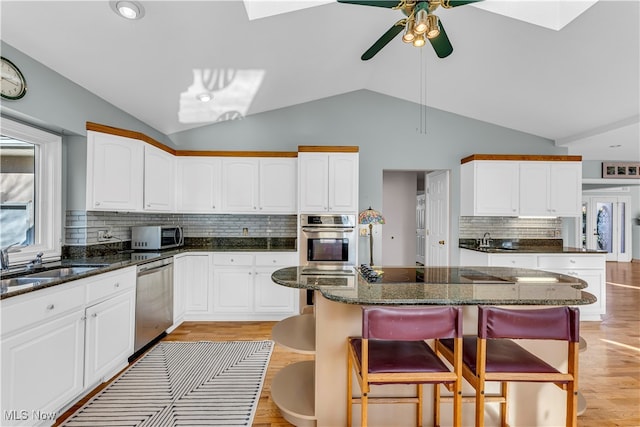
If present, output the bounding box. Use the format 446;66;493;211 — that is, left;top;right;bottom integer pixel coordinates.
131;225;184;250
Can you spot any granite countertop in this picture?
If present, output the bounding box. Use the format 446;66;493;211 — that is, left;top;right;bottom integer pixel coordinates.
458;238;606;254
271;266;596;307
1;241;297;300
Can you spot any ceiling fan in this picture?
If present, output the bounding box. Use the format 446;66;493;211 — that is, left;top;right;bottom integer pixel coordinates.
337;0;483;60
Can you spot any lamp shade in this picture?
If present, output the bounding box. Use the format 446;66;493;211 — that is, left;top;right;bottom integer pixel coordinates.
359;207;385;225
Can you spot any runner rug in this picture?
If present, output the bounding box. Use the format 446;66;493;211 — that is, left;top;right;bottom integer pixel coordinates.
61;340;274;426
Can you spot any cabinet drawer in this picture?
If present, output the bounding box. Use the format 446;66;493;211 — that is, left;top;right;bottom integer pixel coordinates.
255;252;297;266
537;255;605;270
1;283;85;336
214;253;254;266
488;254;537;268
86;267;136;304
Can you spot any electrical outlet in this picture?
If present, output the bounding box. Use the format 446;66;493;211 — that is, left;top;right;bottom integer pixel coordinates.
98;230;110;241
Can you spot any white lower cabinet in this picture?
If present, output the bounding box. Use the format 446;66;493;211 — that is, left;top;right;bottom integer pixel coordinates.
84;290;135;387
179;253;213;319
211;252;298;321
1;307;85;427
0;267;137;427
459;249;606;321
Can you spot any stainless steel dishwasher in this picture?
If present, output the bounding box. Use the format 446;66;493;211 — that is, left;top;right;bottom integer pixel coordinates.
134;257;173;353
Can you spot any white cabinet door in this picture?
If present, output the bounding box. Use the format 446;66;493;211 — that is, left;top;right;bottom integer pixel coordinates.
299;153;359;213
254;267;297;314
176;157;222;212
549;162;581;216
519;161;581;216
212;268;253;314
172;255;187;326
86;131;143;211
519;162;551;216
221;158;259;212
328;154;359;213
180;253;212;315
84;290;135;386
259;158;297;213
144;144;175;212
1;310;85;426
299;153;329;212
474;161;519;216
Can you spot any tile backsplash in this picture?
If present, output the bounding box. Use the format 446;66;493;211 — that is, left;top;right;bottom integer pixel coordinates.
459;216;562;240
65;210;297;246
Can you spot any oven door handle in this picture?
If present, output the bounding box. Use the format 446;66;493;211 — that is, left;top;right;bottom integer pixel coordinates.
302;227;355;233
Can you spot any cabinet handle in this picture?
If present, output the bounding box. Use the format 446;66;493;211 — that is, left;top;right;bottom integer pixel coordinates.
46;304;55;310
114;282;120;288
81;316;87;321
213;205;216;209
146;204;151;207
438;240;445;245
248;272;252;275
570;259;576;264
92;313;98;317
95;202;101;206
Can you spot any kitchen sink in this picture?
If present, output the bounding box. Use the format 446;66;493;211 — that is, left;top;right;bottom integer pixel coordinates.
25;266;102;279
1;276;56;288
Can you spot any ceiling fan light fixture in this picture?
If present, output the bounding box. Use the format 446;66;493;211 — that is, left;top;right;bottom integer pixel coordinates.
402;18;416;43
426;14;440;39
413;33;426;47
414;8;429;34
196;92;213;102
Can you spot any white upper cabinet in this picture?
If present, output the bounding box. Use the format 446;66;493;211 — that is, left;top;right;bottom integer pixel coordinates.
222;158;260;212
259;158;297;213
176;157;222;213
144;144;175;212
461;156;582;217
221;157;297;214
461;160;519;216
520;161;582;216
299;152;359;213
86;130;143;211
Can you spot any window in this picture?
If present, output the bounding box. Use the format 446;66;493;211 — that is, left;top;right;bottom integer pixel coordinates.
1;118;61;265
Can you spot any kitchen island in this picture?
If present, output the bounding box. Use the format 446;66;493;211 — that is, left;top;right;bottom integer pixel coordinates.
270;266;595;427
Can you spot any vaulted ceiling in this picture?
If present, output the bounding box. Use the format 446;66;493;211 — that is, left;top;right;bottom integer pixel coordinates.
1;0;638;160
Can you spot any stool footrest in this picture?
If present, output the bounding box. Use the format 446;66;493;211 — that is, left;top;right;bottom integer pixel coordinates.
439;395;506;404
351;396;421;404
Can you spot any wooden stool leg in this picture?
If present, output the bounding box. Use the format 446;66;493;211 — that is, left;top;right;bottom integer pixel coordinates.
500;382;508;427
347;352;353;427
417;384;423;427
361;392;368;427
567;385;578;427
476;382;485;427
433;384;440;427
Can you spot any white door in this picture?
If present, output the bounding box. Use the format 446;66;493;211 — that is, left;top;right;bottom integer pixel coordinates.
584;196;632;262
221;158;259;212
426;170;450;267
298;154;329;212
328;154;359;212
176;157;221;212
416;194;426;265
259;158;297;213
144;145;175;211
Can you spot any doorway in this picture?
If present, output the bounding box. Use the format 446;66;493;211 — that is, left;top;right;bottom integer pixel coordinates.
580;195;632;262
382;170;450;267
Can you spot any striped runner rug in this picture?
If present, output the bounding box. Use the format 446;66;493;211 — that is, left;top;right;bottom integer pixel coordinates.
61;340;273;426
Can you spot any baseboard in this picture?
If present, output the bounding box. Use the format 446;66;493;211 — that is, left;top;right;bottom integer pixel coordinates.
632;258;640;263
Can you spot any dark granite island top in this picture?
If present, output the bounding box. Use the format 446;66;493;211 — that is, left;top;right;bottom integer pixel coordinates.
271;265;596;306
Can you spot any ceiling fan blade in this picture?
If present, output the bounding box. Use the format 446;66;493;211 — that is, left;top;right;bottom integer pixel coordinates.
442;0;484;7
337;0;401;8
361;22;405;61
428;20;453;58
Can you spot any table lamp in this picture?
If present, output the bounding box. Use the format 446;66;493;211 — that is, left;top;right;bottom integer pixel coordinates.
358;207;385;266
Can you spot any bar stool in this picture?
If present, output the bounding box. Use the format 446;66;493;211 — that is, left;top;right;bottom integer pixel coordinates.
436;306;580;427
347;306;463;427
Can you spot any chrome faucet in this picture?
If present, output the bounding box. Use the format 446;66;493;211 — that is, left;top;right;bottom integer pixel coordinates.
1;243;21;271
26;252;44;269
479;232;493;248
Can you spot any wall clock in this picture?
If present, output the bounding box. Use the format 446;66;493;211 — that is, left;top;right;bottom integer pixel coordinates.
1;57;27;100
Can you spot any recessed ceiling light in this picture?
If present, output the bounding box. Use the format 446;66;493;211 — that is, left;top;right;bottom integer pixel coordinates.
609;144;622;148
110;1;145;20
197;93;213;102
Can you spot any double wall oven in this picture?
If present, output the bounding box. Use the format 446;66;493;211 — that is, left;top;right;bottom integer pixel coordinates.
299;214;357;307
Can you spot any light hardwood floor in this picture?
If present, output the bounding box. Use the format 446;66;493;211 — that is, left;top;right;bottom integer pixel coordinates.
56;261;639;426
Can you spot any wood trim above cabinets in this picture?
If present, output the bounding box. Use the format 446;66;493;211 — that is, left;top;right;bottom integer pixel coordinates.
298;145;359;153
86;122;297;158
86;122;176;155
461;154;582;164
177;150;297;158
